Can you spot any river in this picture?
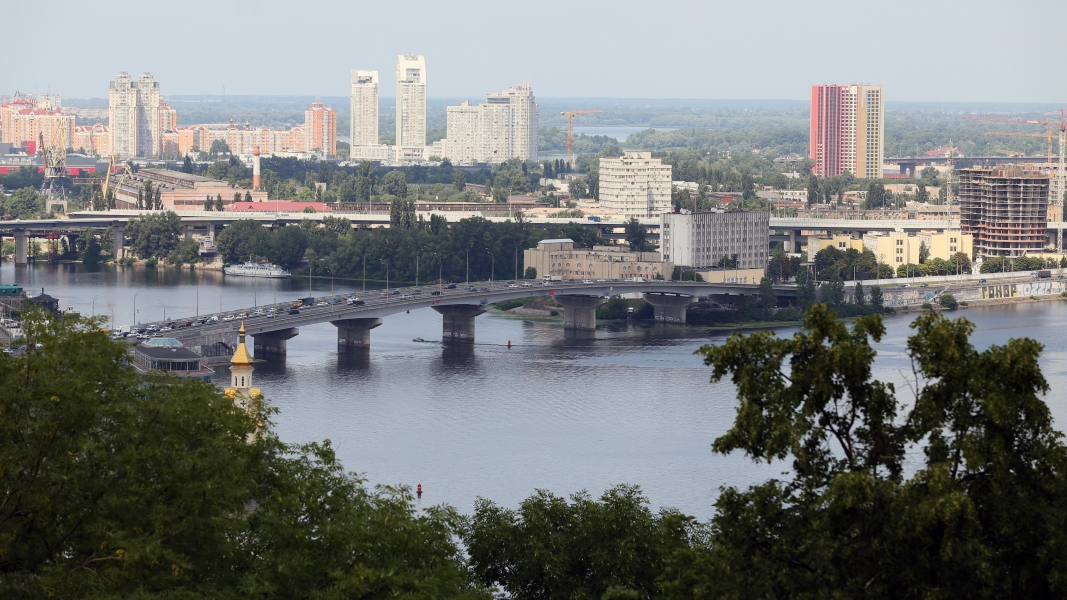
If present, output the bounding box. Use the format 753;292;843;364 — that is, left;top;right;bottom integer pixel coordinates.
3;262;1066;520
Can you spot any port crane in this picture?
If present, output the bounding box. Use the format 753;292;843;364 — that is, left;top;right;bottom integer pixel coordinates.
559;109;602;167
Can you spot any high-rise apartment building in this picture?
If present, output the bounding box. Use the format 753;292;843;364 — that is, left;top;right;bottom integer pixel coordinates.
349;70;379;147
810;83;883;179
958;165;1049;257
599;151;673;217
0;95;74;150
443;83;539;164
109;72;163;158
304;98;337;156
395;54;427;158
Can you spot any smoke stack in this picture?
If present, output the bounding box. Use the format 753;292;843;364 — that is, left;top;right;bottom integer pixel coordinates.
252;146;261;191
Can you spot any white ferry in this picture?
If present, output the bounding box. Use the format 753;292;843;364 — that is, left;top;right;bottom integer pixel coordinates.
224;261;290;279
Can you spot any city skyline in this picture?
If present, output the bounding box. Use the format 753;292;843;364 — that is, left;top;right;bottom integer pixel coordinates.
4;0;1066;103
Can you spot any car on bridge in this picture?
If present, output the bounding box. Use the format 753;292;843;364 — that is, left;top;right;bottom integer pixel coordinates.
288;307;300;315
346;297;365;306
430;290;441;295
445;284;457;289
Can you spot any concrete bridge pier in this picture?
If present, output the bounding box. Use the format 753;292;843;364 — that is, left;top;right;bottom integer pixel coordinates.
332;318;382;349
111;226;126;260
789;230;800;254
555;295;608;331
14;230;29;265
433;304;486;342
253;327;299;358
643;293;696;324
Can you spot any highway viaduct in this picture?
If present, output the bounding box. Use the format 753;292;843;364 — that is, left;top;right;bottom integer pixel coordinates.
156;280;797;363
10;209;1063;264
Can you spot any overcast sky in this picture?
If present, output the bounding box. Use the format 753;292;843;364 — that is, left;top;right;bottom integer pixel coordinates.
3;0;1065;102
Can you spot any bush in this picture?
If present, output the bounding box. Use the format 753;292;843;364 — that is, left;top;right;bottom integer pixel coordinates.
938;294;958;310
492;297;537;311
549;309;559;316
922;302;933;310
144;257;158;267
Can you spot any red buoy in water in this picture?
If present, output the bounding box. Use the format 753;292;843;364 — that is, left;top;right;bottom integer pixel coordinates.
507;340;512;349
417;484;423;498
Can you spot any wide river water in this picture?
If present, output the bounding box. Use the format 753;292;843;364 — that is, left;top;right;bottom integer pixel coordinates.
4;262;1067;520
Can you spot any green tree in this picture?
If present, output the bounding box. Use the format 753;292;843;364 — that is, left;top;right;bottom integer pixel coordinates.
939;293;959;309
918;241;930;263
454;169;467;192
692;306;1067;597
0;187;45;219
0;309;487;598
267;224;309;269
625;217;649;252
524;266;537;279
181;155;193;173
208;138;230;158
822;273;846;306
203;194;213;211
568;178;587;200
758;276;777;310
938;184;948;204
215;193;224;212
126;211;181;259
464;485;675;599
215;219;270;264
79;226;102;266
806;174;819;207
166;237;201;265
796;267;816;309
381;170;408;198
854;281;866;305
234;191;242;206
869;284;884;310
951;251;972;274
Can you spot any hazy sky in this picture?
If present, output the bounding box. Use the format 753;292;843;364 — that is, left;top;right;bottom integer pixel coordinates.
3;0;1065;102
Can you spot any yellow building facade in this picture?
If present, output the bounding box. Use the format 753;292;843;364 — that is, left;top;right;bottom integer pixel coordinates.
862;230;973;266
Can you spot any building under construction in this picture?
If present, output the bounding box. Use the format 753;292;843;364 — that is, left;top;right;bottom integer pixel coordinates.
958;165;1049;257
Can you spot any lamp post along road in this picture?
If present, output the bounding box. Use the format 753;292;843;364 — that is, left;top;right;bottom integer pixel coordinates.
132;290;143;325
486;247;495;284
381;259;389;291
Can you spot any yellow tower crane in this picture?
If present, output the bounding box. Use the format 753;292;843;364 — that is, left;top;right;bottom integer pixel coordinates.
985;125;1055;162
559;109;602;166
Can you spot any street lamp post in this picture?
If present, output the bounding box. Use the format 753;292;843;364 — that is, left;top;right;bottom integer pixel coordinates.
362;254;368;291
486;247;495;284
415;250;419;288
381;259;389;291
434;252;442;290
132;290;143;325
465;247;470;285
91;295;98;317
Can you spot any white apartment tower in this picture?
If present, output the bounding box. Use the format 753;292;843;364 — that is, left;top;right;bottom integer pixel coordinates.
598;151;673;217
349;70;379;147
443;83;539;164
395;54;427;158
841;84;884;179
108;72;162;159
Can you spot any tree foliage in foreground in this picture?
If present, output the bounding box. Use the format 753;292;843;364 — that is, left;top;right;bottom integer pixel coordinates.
0;308;486;599
691;304;1067;598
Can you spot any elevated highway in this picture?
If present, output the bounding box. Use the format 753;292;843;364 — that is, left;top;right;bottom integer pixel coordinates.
154;279;795;362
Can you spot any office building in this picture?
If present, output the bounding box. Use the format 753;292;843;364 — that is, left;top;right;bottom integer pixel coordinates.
109;72;163;158
810;83;884;179
599;151;673;216
442;83;538;165
395;54;427;159
958;165;1049;257
523;238;672;281
660;210;770;269
350;70;379;147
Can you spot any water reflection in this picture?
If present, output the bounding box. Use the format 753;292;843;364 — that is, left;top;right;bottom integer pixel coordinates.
336;347;372;371
437;343;477;371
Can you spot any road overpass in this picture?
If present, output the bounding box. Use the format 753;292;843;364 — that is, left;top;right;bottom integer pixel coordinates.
5;210;1064;263
150;279;795;362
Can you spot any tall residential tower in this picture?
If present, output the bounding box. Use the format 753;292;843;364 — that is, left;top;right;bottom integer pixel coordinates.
443;83;539;164
109;72;163;159
395;54;427;160
810;83;883;179
349;70;379;147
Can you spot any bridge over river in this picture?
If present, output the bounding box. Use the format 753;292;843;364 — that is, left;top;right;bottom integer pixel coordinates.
156;280;796;363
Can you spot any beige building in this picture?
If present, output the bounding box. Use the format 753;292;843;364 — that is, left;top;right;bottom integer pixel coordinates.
396;54;427;159
524;238;672;281
805;234;864;261
113;168;266;211
0;96;74;149
862;230;973;266
350;70;380;148
71;124;110;156
694;267;765;284
442;84;538;165
599;151;672;216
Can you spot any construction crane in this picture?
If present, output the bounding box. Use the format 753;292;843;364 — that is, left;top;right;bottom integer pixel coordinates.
559;109;602;167
38;127;68;213
965;109;1067;209
993;147;1025;158
985;125;1055;162
100;154;133;211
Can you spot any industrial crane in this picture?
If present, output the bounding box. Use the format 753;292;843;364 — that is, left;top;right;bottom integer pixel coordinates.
38;127;67;212
965;109;1066;208
559;109;602;167
984;125;1055;162
100;154;134;211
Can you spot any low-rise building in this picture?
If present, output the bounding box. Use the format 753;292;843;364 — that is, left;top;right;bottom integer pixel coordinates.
805;234;864;262
114;168;266;211
130;338;214;382
694;267;765;284
862;230;973;265
660;210;770;269
523;238;672;281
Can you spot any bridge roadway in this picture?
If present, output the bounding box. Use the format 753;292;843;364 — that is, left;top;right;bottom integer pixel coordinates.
159;279;795;362
10;210;1065;263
